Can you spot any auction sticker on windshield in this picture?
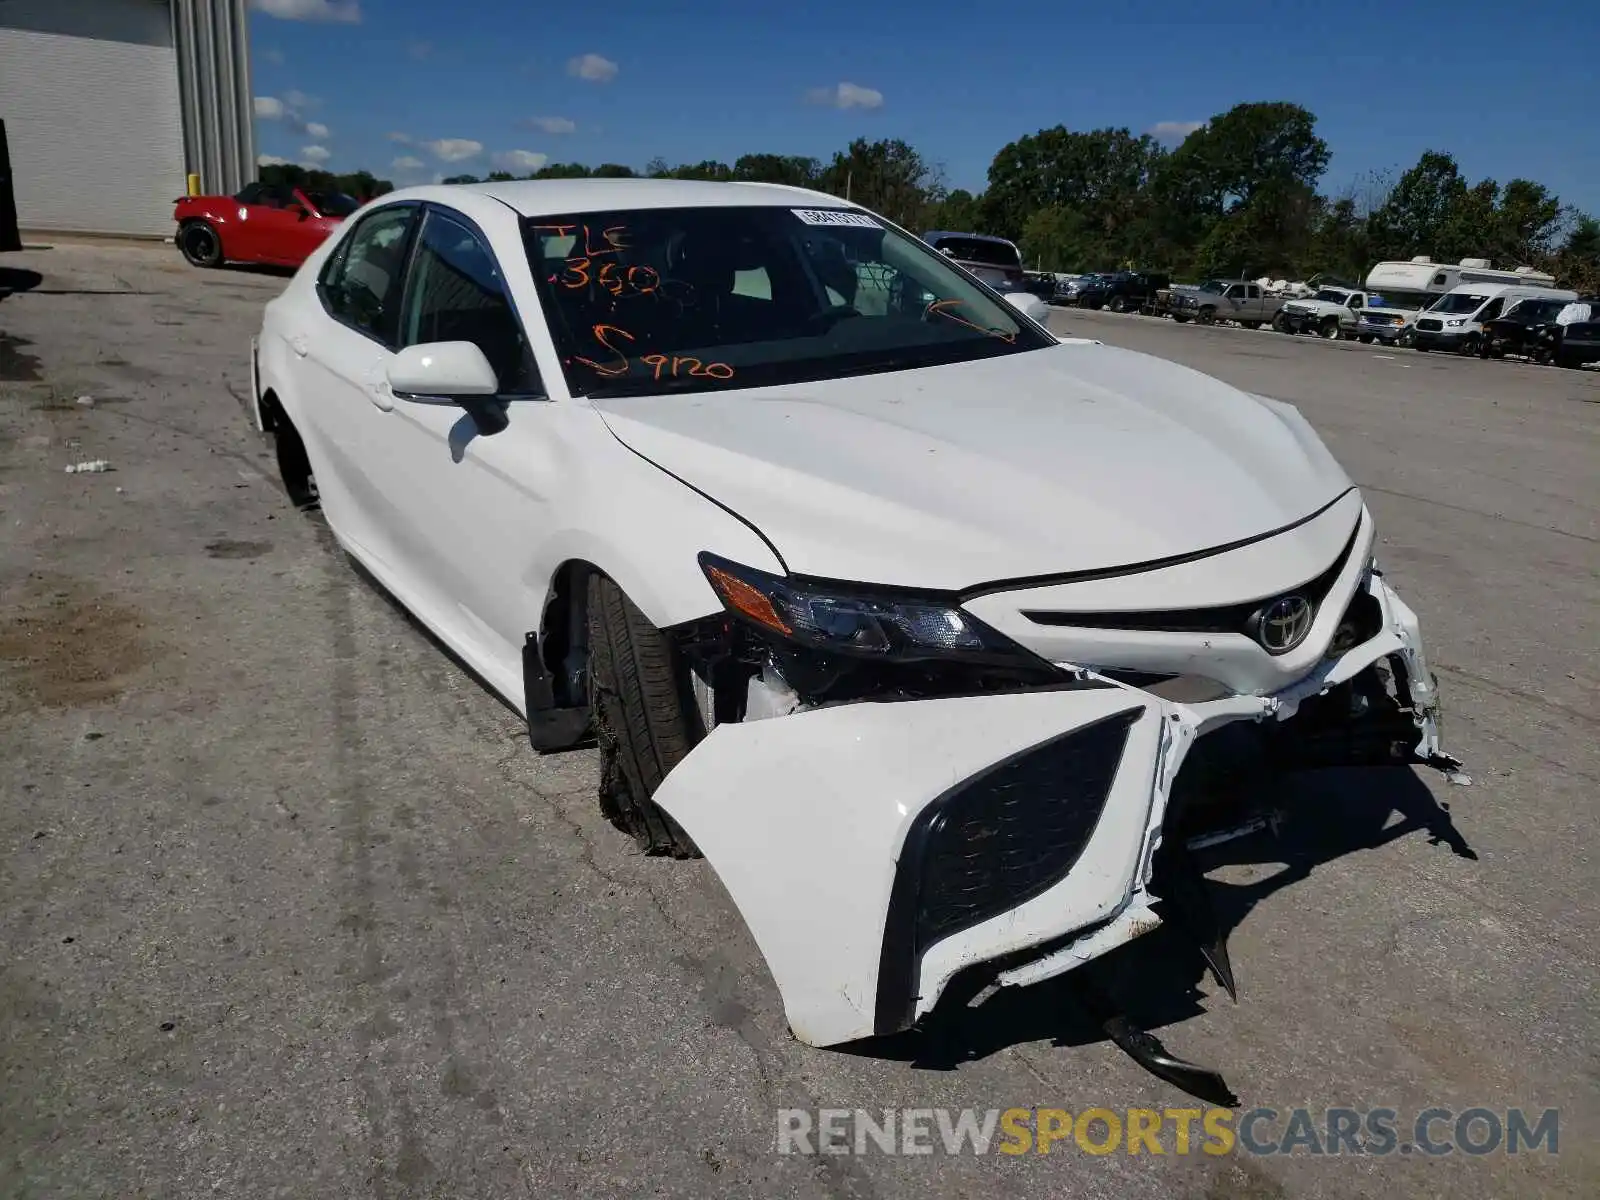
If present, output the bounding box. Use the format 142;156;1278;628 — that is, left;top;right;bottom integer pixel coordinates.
792;209;880;227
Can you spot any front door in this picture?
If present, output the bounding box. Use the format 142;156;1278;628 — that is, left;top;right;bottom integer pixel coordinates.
350;205;557;693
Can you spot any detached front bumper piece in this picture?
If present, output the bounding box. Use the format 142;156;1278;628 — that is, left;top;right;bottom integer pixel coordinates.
650;569;1454;1054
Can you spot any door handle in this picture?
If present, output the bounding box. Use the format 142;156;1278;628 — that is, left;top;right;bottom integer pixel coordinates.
366;374;394;412
288;334;309;357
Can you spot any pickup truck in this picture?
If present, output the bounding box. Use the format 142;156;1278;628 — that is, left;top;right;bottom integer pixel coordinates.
1167;279;1284;328
1273;286;1375;339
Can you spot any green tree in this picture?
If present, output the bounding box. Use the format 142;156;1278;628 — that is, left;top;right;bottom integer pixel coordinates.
1019;206;1100;271
1553;214;1600;292
732;153;822;187
984;126;1161;247
926;187;985;233
1491;179;1563;265
817;138;945;229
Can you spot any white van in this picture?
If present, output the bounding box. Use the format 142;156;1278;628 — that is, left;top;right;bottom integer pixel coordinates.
1411;282;1578;353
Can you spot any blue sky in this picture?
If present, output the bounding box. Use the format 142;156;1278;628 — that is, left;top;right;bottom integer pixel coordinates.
248;0;1600;215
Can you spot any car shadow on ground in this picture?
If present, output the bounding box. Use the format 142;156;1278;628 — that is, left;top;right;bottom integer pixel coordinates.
223;262;296;278
0;266;44;298
854;764;1475;1074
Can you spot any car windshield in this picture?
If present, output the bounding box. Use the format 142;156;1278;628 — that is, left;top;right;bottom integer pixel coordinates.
523;206;1053;399
1314;289;1351;304
929;236;1021;268
1429;292;1490;315
306;191;361;217
1197;280;1226;294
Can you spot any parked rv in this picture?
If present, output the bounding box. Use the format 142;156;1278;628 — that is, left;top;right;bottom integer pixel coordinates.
1411;283;1579;354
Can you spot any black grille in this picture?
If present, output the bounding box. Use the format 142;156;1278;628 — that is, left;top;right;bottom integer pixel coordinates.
1021;525;1359;636
873;707;1139;1034
1416;318;1443;332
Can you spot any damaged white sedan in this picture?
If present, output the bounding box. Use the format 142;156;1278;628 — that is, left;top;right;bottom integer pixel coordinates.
251;179;1461;1099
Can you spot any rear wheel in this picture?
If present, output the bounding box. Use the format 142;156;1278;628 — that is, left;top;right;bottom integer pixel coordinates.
178;220;222;268
585;574;703;858
1272;311;1291;333
1358;333;1374;344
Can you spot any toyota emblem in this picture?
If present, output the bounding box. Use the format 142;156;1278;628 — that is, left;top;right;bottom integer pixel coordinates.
1255;595;1313;654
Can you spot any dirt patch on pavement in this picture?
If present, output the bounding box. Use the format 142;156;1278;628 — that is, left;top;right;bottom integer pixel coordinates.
0;576;157;716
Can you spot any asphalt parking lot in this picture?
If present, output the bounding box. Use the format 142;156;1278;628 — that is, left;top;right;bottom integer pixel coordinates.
2;243;1596;1200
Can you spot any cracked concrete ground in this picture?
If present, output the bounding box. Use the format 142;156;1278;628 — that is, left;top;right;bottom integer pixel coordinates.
1;244;1596;1199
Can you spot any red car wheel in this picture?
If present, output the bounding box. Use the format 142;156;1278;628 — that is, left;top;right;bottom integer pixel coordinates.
179;220;222;268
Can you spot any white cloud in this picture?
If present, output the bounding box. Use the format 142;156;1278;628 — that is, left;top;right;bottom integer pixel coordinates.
805;82;884;110
249;0;361;22
423;138;484;163
261;48;285;66
391;155;426;171
387;131;413;144
283;89;319;110
254;96;285;119
257;154;290;167
492;150;548;173
523;116;576;134
305;121;330;139
567;53;618;83
301;144;332;163
1149;120;1205;139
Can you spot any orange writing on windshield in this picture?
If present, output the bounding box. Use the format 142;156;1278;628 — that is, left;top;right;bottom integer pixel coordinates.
573;324;634;376
641;354;734;381
925;299;1018;343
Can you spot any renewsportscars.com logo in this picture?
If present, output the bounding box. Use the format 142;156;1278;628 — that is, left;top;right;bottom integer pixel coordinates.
776;1106;1560;1157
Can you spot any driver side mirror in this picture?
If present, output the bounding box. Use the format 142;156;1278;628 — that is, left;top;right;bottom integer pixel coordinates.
387;341;500;404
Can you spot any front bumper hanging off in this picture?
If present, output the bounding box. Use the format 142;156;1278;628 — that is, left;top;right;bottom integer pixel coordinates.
650;568;1460;1076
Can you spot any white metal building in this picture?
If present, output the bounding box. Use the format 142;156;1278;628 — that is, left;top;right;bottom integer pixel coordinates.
0;0;254;237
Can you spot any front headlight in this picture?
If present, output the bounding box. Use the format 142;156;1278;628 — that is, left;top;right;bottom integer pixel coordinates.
1446;318;1466;327
698;553;1040;665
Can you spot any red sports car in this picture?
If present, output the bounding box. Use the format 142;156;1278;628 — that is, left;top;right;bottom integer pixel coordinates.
173;182;360;269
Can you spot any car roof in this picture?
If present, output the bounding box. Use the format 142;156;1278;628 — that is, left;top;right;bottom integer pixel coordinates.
923;230;1016;246
379;177;854;218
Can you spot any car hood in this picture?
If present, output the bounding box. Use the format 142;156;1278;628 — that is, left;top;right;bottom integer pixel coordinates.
593;342;1353;591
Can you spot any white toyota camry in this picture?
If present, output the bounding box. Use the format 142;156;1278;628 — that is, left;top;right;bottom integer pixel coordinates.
250;179;1460;1098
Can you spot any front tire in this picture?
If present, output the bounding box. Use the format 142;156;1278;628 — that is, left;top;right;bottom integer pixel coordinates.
585;574;702;858
1196;307;1216;326
1320;317;1342;340
1358;333;1374;344
1108;295;1128;313
179;220;222;268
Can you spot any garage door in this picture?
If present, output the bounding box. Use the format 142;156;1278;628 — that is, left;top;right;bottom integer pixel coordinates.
0;0;186;236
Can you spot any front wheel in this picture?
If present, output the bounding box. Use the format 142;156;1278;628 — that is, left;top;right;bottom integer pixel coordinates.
1320;317;1342;340
585;574;703;858
1459;333;1481;356
1358;333;1374;344
178;220;222;268
1172;314;1190;323
1107;295;1128;313
1196;307;1216;326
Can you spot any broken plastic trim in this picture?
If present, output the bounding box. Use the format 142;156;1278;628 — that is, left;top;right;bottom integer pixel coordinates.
874;707;1142;1035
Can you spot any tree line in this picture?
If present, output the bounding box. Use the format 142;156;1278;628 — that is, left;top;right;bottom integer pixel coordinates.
259;101;1600;291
